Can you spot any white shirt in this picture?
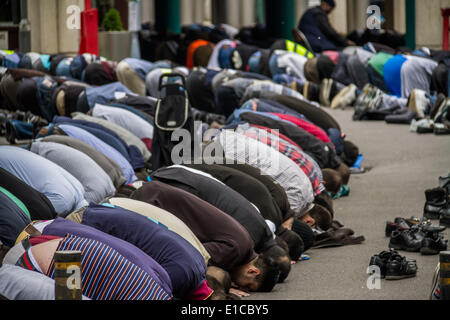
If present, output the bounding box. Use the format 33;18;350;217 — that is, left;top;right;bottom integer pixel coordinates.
92;103;154;140
217;130;314;216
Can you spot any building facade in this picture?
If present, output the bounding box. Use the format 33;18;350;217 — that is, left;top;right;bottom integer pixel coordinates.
1;0;449;55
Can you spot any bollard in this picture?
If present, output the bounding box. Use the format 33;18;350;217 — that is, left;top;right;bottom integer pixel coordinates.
440;251;450;300
54;251;82;300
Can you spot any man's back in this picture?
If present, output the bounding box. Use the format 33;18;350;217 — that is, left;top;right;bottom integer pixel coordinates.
0;146;88;216
80;203;208;299
106;197;211;265
130;181;257;271
150;165;275;253
30;141;115;204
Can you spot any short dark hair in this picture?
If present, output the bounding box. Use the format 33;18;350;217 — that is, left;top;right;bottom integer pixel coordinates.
278;229;304;262
322;168;342;194
254;249;282;292
309;204;333;231
321;0;336;8
268;239;292;283
274;234;289;253
206;267;236;300
314;192;334;218
341;140;359;167
335;163;351;185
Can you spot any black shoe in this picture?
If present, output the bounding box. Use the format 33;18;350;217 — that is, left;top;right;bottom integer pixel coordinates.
328;79;340;103
369;250;398;278
407;225;428;242
303;81;320;103
420;236;448;255
385;218;411;237
5;120;16;145
424;188;450;220
388;230;422;252
440;211;450;227
433;123;450;135
385;109;417;124
385;253;418;280
421;224;447;234
0;111;7;136
439;173;450;196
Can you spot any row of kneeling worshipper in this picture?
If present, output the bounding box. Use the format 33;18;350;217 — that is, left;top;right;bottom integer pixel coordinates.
0;27;370;300
0;144;356;300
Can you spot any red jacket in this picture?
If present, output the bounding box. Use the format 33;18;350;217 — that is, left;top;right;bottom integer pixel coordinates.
269;113;332;144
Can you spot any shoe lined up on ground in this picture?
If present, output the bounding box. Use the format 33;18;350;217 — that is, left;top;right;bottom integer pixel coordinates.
369;249;418;280
385;217;446;237
438;173;450;196
424;187;450;227
352;84;390;120
302;81;320;102
386;216;447;255
409;94;450;135
319;78;340;108
0;110;48;144
330;83;357;110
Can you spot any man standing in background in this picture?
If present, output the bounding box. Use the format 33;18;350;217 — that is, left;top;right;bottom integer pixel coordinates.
298;0;355;53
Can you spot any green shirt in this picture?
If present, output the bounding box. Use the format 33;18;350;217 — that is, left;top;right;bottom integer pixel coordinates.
368;52;393;76
0;186;31;219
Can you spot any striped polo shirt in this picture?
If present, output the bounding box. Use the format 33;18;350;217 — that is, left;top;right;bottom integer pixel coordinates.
237;123;325;196
46;234;171;301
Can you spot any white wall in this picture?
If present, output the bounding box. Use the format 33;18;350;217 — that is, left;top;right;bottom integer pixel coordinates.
415;0;450;49
328;0;348;35
140;0;154;24
29;0;84;54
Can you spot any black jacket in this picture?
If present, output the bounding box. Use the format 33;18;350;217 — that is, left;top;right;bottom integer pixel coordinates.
150;166;276;253
131;181;258;271
186;163;284;228
0;167;57;221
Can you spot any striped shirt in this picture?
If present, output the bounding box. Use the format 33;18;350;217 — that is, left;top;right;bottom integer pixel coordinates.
241;80;305;104
236;124;324;196
217;129;314;216
46;234;171;301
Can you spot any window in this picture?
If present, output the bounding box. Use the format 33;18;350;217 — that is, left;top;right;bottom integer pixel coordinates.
0;0;20;25
94;0;128;30
0;1;13;23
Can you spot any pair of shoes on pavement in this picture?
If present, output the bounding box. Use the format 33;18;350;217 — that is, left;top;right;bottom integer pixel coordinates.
369;249;417;280
319;79;340;107
355;84;384;110
3;111;48;144
330;84;358;110
424;185;450;227
410;118;434;133
410;94;450;134
352;84;385;120
410;119;450;134
385;107;418;124
303;81;320;103
407;89;431;119
386;217;448;255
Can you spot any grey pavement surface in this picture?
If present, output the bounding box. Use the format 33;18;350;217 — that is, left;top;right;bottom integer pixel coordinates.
246;108;450;300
